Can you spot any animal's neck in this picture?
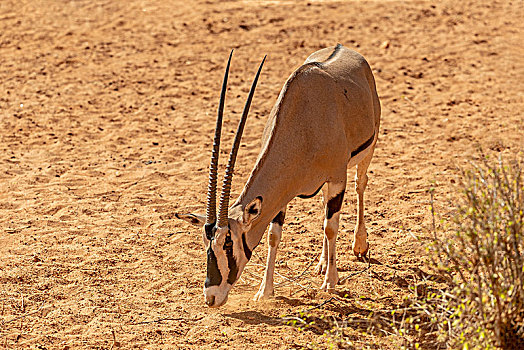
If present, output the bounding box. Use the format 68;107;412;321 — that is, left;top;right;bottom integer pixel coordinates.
233;150;310;251
231;79;327;252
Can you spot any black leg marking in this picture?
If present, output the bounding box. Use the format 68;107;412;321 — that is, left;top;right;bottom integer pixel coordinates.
326;190;344;220
242;233;252;260
271;211;286;226
205;247;222;288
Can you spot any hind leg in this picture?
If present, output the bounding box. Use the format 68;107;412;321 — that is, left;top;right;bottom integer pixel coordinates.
320;179;346;292
352;147;375;257
315;188;328;275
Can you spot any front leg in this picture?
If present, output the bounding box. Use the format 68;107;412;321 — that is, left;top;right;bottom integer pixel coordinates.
315;235;328;275
254;208;286;301
320;180;346;292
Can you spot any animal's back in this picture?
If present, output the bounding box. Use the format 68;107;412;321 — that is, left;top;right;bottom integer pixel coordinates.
242;45;381;213
296;44;380;162
304;43;380;131
253;45;380;199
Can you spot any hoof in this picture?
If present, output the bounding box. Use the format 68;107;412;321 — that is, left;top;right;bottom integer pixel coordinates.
315;260;327;275
320;280;337;293
253;289;273;302
320;270;339;292
352;241;369;258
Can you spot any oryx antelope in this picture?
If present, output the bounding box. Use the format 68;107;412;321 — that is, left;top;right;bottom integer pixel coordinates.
176;44;380;307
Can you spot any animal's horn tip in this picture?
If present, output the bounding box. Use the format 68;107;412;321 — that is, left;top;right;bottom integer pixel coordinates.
258;55;267;71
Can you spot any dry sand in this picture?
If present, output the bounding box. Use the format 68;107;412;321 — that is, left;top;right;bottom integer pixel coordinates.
1;0;523;348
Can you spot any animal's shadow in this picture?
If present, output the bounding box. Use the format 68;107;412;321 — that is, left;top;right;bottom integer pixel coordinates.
224;310;282;326
223;295;315;327
224;295;375;337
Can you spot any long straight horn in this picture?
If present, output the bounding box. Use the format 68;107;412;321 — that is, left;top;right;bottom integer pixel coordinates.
206;50;233;225
217;56;266;228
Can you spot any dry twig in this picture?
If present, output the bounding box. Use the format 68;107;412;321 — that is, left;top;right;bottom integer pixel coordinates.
339;250;373;284
127;316;204;325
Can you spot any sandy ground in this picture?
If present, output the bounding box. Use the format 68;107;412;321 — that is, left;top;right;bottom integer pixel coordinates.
1;0;523;348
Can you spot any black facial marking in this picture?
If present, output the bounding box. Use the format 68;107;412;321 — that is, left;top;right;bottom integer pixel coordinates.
205;247;222;288
298;183;324;199
327;190;344;219
242;233;252;260
271;211;286;226
351;132;375;158
224;234;238;284
204;222;216;241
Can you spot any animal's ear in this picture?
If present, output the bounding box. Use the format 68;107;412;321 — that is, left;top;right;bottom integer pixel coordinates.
243;196;263;226
175;213;206;226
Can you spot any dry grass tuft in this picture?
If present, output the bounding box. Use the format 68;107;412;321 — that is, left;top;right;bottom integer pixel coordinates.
286;154;523;349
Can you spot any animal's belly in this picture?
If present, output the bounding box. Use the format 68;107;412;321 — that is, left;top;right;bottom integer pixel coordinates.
347;133;376;168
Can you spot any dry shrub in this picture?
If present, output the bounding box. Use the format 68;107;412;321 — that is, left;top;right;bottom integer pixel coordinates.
285;155;523;349
423;155;523;349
